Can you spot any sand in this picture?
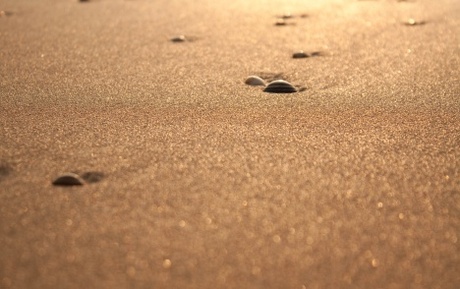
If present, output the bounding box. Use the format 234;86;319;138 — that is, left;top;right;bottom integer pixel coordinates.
1;0;459;288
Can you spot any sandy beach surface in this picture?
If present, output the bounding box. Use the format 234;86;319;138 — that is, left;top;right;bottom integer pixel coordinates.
1;0;459;288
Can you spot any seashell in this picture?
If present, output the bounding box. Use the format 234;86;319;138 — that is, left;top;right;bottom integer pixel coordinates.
278;13;293;19
245;76;266;86
52;172;84;186
275;19;287;26
292;51;309;59
263;80;297;93
403;18;425;26
170;35;186;42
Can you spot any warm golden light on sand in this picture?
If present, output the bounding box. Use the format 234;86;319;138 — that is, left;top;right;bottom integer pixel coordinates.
0;0;458;288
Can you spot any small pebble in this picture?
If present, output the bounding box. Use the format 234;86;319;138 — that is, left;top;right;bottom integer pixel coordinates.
52;173;84;186
404;18;425;26
263;80;297;93
162;259;172;269
245;76;266;86
275;19;287;26
277;13;308;19
170;35;186;42
279;13;293;19
0;10;13;17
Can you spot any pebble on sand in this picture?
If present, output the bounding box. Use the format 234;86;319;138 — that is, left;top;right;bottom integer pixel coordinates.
0;10;13;17
52;173;84;186
263;80;297;93
278;13;293;19
245;76;266;86
162;259;172;269
404;18;426;26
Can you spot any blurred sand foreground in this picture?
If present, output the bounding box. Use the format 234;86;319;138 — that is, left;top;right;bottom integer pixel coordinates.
0;0;459;288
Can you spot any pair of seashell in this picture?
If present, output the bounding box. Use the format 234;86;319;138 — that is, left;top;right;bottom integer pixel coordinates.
245;76;297;93
275;13;308;25
292;51;322;59
277;13;308;19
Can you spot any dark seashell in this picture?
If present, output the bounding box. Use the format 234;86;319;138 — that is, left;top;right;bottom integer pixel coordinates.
81;171;104;183
275;20;287;26
292;51;309;58
52;173;84;186
275;19;296;26
263;80;297;93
